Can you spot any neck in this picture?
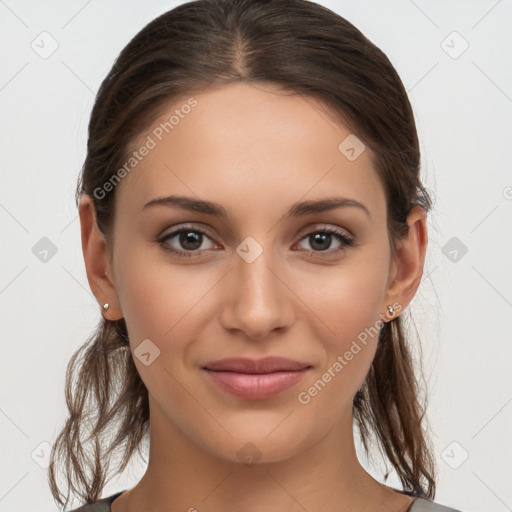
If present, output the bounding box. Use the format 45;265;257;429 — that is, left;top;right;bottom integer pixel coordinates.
112;396;412;512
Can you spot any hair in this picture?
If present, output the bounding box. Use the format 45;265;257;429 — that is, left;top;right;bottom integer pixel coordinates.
48;0;436;508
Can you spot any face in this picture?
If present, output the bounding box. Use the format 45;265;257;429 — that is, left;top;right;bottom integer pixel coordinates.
97;82;415;464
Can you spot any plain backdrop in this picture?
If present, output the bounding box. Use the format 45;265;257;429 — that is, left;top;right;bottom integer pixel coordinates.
1;1;511;511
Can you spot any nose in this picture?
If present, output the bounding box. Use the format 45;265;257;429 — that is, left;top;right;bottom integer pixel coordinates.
219;246;295;341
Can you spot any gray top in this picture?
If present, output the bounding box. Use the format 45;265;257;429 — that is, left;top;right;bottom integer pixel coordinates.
69;491;464;511
409;497;463;511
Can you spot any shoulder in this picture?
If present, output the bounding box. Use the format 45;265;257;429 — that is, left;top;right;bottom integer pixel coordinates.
409;497;464;512
67;491;124;512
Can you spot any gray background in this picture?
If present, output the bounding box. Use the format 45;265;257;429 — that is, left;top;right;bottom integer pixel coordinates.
1;1;511;511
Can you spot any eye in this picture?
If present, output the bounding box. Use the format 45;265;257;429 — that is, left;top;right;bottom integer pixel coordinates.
295;227;354;258
157;226;217;258
157;224;355;259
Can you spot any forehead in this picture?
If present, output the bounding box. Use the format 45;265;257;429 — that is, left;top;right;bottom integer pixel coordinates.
114;82;386;223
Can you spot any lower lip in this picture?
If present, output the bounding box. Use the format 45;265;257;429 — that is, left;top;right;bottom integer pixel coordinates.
203;368;310;400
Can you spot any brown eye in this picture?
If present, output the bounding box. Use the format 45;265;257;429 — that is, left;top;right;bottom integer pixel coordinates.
296;228;354;257
158;227;217;258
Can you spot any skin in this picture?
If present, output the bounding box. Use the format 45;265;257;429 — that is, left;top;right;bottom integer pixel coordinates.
79;82;427;512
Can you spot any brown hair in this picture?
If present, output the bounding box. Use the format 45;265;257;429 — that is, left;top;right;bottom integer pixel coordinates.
49;0;436;507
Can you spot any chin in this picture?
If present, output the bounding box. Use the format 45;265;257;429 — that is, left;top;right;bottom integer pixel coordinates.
199;427;314;467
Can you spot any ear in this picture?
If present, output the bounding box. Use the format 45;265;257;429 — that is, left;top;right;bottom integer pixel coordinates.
383;205;428;316
78;195;123;321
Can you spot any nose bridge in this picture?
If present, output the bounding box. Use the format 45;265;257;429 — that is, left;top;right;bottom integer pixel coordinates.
235;237;282;306
221;235;293;338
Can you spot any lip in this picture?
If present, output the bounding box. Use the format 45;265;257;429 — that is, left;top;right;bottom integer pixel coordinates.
202;356;310;373
202;357;311;400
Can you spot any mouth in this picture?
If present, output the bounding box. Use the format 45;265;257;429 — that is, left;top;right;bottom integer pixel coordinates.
201;356;312;400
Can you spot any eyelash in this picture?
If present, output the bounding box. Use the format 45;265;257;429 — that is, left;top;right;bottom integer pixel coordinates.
157;225;355;260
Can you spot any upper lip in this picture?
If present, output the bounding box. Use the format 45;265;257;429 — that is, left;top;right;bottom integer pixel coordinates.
202;356;311;374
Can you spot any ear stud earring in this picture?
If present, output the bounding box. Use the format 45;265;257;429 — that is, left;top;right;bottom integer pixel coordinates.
103;303;110;310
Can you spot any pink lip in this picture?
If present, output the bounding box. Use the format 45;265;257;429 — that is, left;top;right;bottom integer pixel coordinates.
202;357;311;400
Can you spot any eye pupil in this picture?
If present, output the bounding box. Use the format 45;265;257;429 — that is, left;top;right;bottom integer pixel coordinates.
180;231;202;250
310;232;331;251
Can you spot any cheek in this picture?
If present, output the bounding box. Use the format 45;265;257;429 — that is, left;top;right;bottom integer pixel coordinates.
113;247;221;373
113;255;201;412
300;255;387;343
115;240;204;333
293;257;388;409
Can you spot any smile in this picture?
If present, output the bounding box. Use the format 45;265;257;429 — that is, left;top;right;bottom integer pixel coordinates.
202;368;311;400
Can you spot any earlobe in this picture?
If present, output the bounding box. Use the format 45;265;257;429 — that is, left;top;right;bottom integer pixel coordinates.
78;195;123;321
383;205;428;315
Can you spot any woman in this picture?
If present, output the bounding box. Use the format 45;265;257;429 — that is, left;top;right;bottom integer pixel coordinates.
48;1;464;511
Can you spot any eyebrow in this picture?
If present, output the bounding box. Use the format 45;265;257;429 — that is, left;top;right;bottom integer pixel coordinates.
141;194;371;219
